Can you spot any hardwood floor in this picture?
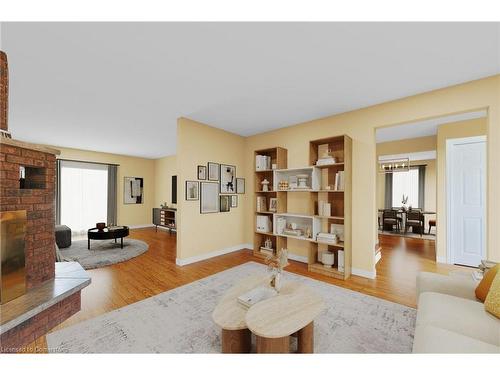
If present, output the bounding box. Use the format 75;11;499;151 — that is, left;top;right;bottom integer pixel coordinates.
24;228;465;353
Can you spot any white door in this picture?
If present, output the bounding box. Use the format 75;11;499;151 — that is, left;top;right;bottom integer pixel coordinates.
447;136;486;267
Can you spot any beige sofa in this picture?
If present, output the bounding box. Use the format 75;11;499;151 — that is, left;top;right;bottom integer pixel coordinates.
413;272;500;353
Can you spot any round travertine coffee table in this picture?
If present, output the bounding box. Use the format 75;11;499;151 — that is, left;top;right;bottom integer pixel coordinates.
212;275;324;353
212;275;268;353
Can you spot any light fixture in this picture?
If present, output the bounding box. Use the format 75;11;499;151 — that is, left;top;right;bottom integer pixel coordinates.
378;158;410;173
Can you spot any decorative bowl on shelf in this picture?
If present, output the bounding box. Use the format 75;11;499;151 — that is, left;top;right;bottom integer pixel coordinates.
322;252;334;268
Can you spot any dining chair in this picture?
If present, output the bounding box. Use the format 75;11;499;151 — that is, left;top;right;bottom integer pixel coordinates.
383;209;401;232
406;210;424;236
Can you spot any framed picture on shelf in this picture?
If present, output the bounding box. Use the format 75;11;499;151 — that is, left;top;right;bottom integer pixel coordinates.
200;182;219;213
124;177;144;204
269;197;277;212
231;195;238;208
185;181;199;201
220;195;231;212
220;164;236;194
208;162;219;181
197;165;207;180
236;178;245;194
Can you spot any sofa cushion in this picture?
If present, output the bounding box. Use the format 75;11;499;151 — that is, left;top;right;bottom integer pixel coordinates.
413;325;499;353
485;271;500;319
476;264;499;302
417;292;500;346
417;272;478;301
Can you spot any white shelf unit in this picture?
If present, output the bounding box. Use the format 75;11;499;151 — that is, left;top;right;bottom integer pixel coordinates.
273;167;321;192
273;213;320;241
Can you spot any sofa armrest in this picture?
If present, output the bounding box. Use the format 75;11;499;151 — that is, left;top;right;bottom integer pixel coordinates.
416;272;479;302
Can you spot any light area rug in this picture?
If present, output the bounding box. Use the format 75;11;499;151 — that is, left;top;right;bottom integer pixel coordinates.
47;262;416;353
59;239;149;270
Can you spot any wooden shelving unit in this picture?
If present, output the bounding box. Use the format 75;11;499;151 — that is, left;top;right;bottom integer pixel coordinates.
307;135;352;279
252;136;351;279
253;147;288;259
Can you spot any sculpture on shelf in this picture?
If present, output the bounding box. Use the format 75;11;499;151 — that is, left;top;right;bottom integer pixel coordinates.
266;248;289;292
261;178;270;192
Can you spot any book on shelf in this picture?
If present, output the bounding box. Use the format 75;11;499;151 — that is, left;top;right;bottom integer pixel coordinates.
316;232;338;244
256;196;267;212
259;247;273;256
256;155;272;171
318;201;331;216
316;157;337;166
334;170;345;191
338;250;345;272
256;215;272;233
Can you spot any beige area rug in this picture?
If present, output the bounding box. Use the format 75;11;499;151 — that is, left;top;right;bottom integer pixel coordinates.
59;239;149;269
47;262;416;353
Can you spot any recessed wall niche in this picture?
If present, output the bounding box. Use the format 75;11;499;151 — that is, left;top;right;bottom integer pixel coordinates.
19;165;46;189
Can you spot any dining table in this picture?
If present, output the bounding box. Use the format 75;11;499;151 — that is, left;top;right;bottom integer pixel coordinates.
378;208;436;233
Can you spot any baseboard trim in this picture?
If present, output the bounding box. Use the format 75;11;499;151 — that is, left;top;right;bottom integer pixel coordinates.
352;267;376;279
288;253;308;264
176;243;252;266
128;224;155;229
375;251;382;264
436;256;448;264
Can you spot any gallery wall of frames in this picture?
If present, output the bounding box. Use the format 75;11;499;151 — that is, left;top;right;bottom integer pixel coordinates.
185;162;245;214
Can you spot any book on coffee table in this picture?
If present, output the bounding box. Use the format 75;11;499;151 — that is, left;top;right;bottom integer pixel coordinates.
237;286;278;309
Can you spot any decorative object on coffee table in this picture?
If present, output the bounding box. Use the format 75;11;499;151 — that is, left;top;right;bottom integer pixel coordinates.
96;222;106;231
266;247;288;292
87;226;129;250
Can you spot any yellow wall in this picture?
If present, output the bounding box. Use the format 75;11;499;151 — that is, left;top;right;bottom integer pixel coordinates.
239;75;500;276
376;135;437;156
376;158;437;213
55;146;156;227
376;136;437;224
154;155;177;207
436;117;487;262
176;118;249;261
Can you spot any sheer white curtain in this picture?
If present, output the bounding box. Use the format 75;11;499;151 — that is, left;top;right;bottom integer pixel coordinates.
392;168;419;208
60;161;108;235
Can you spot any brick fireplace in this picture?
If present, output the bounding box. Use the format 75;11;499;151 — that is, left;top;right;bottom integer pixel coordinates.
0;50;90;353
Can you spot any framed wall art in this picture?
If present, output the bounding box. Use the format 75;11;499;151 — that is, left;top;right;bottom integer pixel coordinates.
197;165;207;180
236;178;245;194
220;195;231;212
220;164;236;194
208;162;219;181
200;182;219;213
124;177;144;204
231;195;238;208
185;180;199;201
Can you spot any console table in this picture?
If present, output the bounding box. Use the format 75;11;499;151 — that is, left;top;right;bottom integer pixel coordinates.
153;208;176;233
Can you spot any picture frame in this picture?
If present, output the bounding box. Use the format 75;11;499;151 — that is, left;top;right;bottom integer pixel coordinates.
197;165;207;180
124;177;144;204
220;164;236;194
208;162;220;181
236;178;245;194
231;195;238;208
185;180;199;201
200;182;219;213
269;197;277;212
220;195;231;212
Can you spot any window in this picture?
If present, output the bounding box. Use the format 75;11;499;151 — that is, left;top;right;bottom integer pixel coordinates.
392;168;419;208
59;161;108;235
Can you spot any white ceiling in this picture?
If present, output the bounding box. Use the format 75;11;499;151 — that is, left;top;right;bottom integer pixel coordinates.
1;23;499;158
375;110;488;143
